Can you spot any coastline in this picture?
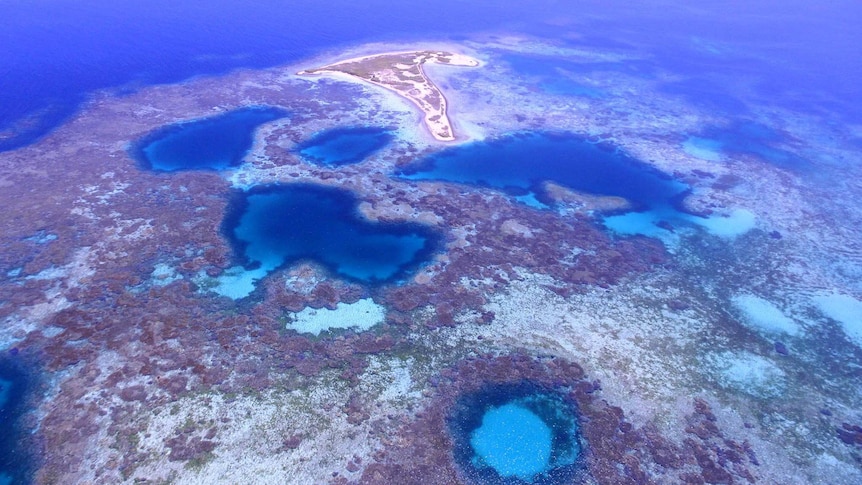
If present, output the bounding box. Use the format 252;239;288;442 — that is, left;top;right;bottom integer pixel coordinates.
297;50;480;142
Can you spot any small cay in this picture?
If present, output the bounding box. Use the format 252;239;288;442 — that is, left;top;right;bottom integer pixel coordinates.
299;51;479;141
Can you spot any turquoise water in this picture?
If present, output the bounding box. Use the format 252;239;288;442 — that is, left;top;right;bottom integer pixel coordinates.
295;127;393;166
449;384;582;484
222;184;439;285
397;132;688;212
470;403;553;481
132;106;287;172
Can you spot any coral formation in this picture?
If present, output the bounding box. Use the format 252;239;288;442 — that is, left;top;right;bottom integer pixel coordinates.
0;34;860;484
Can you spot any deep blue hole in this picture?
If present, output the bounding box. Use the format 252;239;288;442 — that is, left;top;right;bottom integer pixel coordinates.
294;126;394;166
130;106;288;172
0;352;36;485
221;183;440;285
448;382;584;485
396;131;688;213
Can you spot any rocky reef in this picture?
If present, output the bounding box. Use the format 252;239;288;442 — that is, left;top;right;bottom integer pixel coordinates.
0;36;861;485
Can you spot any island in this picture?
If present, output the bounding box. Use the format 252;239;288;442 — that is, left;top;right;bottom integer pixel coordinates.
298;51;480;141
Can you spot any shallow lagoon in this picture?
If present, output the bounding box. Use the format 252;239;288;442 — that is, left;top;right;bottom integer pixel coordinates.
132;106;287;172
470;403;553;481
221;184;439;292
295;126;393;166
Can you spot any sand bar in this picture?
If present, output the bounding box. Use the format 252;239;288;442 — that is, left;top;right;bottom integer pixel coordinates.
299;51;479;141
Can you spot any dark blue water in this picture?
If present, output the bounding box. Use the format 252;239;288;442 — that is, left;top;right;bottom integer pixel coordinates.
397;132;687;212
295;127;393;167
0;0;567;153
2;1;858;154
131;106;287;172
222;184;439;285
0;355;34;485
2;2;859;153
448;383;582;485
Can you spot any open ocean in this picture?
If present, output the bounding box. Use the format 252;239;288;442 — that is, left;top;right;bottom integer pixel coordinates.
3;1;860;151
2;1;862;484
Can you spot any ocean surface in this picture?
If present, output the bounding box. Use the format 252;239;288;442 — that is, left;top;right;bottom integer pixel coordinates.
2;1;862;484
2;1;860;152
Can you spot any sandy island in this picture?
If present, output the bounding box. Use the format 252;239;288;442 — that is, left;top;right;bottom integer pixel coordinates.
298;51;479;141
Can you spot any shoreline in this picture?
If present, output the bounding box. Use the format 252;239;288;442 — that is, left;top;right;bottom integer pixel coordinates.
297;50;480;142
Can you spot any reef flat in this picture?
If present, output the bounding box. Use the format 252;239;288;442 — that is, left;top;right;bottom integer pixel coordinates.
1;35;862;485
298;51;479;141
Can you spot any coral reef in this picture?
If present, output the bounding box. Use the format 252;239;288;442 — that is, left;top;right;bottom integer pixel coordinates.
347;354;759;485
0;34;861;484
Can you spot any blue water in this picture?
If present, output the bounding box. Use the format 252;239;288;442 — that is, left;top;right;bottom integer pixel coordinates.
502;52;657;81
540;79;607;99
131;107;287;172
449;383;582;484
3;1;862;481
222;184;439;285
1;2;858;153
0;0;568;153
0;356;33;485
397;132;688;212
295;127;393;167
593;4;861;122
500;52;651;98
658;78;749;115
470;403;553;481
688;121;807;170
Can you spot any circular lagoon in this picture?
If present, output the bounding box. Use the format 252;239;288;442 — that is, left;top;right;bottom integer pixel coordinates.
449;383;583;484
